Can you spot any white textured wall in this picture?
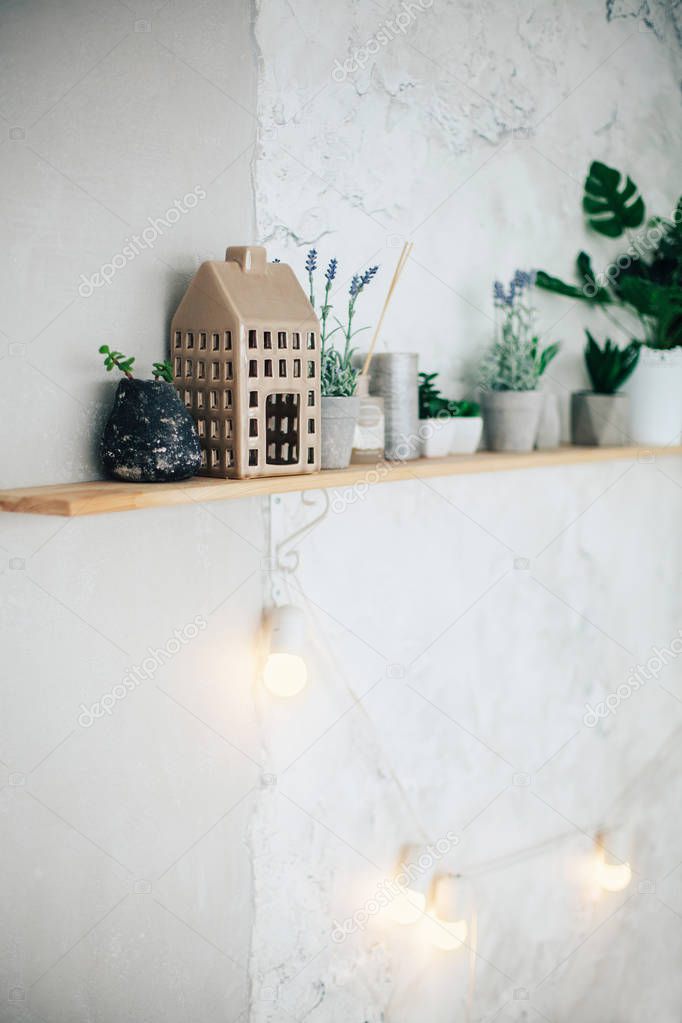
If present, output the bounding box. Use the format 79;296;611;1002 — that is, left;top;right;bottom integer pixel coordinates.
2;2;682;1022
250;1;682;1021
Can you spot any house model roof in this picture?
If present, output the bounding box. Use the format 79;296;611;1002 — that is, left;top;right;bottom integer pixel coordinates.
173;246;318;331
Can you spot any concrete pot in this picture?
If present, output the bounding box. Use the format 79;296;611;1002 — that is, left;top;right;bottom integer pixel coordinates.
321;395;360;469
623;347;682;445
536;393;561;449
571;392;629;446
482;391;544;452
101;379;201;482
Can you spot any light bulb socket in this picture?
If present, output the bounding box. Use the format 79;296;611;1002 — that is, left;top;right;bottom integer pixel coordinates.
268;604;306;655
395;844;431;895
431;873;459;918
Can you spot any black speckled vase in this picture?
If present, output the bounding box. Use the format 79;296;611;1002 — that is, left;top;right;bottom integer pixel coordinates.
101;379;201;483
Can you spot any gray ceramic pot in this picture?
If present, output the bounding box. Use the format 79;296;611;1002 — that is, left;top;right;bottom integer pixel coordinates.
570;391;629;446
482;391;544;452
321;395;360;469
536;393;561;450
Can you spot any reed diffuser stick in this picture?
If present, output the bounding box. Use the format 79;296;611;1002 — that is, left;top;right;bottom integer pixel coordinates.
361;241;413;377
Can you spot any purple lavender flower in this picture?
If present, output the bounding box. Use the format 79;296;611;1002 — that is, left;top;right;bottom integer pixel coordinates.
325;257;338;283
305;248;317;274
513;269;535;292
493;270;535;307
493;280;507;305
350;265;379;296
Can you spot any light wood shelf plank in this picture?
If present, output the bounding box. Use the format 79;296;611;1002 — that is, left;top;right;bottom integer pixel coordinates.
1;445;680;518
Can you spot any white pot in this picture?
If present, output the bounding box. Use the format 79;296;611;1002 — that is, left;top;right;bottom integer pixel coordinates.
449;417;483;454
419;418;455;458
623;347;682;445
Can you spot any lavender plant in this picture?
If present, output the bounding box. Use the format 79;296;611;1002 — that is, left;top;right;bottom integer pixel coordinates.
304;249;379;398
479;271;560;391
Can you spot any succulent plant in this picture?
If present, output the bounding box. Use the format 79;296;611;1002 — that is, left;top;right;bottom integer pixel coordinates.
418;372;480;418
583;331;640;394
98;345;173;382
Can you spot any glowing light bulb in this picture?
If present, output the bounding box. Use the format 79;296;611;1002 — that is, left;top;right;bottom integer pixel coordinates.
426;912;468;951
263;652;308;697
263;605;308;698
426;874;469;951
595;852;632;892
384;844;430;925
594;834;632;893
385;886;426;926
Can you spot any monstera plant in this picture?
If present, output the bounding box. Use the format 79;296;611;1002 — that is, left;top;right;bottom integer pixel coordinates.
541;160;682;446
536;160;682;350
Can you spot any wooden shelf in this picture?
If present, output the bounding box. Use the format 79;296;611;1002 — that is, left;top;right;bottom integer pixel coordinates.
1;445;680;517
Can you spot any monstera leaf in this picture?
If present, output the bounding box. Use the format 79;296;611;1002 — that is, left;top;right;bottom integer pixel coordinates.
534;270;585;300
582;161;645;238
536;251;611;303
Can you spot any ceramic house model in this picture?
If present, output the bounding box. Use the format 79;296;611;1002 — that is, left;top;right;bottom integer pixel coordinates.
171;246;321;479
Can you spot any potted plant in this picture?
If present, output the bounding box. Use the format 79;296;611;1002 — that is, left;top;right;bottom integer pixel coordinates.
418;372;482;456
98;345;200;482
537;161;682;445
304;249;378;469
479;271;560;452
571;332;640;446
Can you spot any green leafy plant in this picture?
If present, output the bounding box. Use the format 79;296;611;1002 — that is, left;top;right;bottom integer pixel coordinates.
304;249;379;398
536;161;682;349
582;161;645;237
98;346;173;382
418;373;480;419
583;331;640;394
99;345;135;378
480;271;560;392
321;347;359;398
152;360;174;382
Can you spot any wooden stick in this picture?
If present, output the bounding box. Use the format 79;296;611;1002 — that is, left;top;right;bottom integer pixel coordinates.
361;241;413;377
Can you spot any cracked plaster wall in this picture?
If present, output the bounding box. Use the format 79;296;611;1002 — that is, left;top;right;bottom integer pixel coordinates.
248;2;682;1021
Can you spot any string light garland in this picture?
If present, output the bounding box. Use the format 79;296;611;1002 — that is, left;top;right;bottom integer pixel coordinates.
260;486;635;1023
